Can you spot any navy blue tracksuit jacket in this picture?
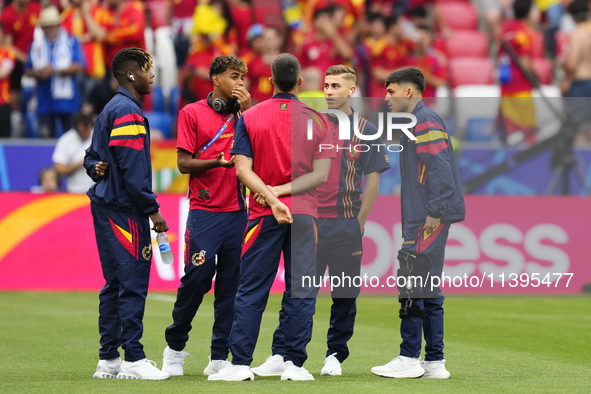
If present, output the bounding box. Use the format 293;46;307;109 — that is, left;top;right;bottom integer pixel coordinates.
400;100;465;229
84;87;159;216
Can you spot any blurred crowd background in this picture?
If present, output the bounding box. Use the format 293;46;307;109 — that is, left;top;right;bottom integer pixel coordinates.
0;0;590;196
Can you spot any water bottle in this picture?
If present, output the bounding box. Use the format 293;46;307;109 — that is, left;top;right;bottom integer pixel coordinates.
498;54;512;85
156;232;174;265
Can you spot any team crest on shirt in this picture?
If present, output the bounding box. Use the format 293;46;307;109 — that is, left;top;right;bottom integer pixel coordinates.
280;103;288;110
142;245;152;260
192;250;206;266
345;145;361;161
385;155;390;163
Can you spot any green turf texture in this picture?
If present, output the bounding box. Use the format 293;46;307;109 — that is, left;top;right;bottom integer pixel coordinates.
1;292;590;393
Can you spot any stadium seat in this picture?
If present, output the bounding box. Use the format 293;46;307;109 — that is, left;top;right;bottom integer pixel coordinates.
151;86;165;113
449;58;495;88
533;85;562;142
533;58;553;85
465;118;496;142
439;3;478;31
555;31;569;57
453;85;500;139
145;111;173;139
532;31;545;58
445;31;489;59
148;1;169;30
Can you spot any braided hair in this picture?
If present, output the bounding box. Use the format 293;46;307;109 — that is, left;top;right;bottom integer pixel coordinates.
112;47;154;80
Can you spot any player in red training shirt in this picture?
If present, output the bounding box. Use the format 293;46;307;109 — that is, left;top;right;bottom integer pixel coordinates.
208;53;335;381
250;65;391;377
161;55;252;377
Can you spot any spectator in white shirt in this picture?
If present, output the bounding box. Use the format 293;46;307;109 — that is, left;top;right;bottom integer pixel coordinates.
52;112;94;193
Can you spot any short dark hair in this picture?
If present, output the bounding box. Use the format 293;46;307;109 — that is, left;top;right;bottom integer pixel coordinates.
568;0;589;22
513;0;533;20
408;6;428;19
208;55;248;80
385;67;426;93
271;53;300;92
112;48;153;80
314;5;334;20
366;12;384;24
72;113;94;129
384;14;400;30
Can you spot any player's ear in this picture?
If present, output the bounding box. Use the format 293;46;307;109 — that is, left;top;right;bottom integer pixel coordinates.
212;74;220;87
297;76;303;87
349;86;356;96
269;77;275;87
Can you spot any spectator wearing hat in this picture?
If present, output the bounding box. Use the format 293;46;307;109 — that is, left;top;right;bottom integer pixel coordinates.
0;0;42;135
244;25;282;104
24;5;85;138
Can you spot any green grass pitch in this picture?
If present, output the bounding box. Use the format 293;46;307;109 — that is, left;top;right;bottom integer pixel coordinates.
1;292;590;393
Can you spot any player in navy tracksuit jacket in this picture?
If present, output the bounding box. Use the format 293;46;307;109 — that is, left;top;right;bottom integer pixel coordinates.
372;67;465;379
84;48;170;379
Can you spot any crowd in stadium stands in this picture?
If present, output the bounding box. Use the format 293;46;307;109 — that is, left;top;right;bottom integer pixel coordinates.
1;0;591;144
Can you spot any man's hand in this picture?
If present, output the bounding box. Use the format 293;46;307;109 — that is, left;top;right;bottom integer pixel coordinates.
252;192;267;207
37;66;54;80
150;212;169;232
216;152;235;168
358;216;366;236
270;200;293;224
252;184;282;207
232;85;251;111
424;215;441;235
95;161;108;177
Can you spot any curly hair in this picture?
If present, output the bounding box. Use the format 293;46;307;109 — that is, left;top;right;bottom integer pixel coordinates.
112;48;154;78
209;56;248;80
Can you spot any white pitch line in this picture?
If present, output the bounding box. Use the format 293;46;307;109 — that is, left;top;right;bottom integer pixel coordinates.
148;293;177;303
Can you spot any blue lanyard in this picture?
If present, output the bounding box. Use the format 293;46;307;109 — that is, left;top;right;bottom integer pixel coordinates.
195;113;234;158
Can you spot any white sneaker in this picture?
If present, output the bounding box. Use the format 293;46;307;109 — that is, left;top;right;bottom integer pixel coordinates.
421;359;450;379
250;355;286;377
162;346;191;376
371;356;425;378
281;361;314;381
203;356;231;376
207;364;254;381
92;357;121;379
116;359;171;380
321;353;342;376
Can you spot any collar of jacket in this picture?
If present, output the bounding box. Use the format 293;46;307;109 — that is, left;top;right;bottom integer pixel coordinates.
116;87;142;108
